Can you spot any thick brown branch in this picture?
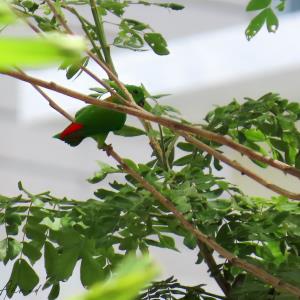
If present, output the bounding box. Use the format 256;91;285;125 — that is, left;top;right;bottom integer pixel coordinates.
3;70;300;200
103;144;300;298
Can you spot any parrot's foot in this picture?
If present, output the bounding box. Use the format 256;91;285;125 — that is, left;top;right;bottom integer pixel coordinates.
101;143;113;156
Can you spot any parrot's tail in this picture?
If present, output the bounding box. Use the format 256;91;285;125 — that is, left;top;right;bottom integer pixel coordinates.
53;123;85;147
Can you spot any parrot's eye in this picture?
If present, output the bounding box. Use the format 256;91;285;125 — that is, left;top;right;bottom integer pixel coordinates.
133;90;138;94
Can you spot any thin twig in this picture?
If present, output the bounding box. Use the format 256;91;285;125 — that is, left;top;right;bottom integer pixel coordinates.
4;70;300;201
16;68;74;122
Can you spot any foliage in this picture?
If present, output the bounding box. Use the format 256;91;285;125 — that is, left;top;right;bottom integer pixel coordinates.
245;0;284;40
0;0;300;300
205;93;300;167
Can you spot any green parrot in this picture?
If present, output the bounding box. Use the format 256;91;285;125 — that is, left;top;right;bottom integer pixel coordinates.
53;85;145;147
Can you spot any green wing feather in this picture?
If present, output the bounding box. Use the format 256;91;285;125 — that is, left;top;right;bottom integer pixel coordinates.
54;85;145;147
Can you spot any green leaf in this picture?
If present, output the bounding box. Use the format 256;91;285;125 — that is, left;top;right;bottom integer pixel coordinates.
17;259;39;295
7;259;39;297
246;0;271;11
6;259;19;298
22;241;42;264
0;33;86;70
48;283;60;300
245;9;268;41
144;33;169;55
123;159;139;172
69;255;159;300
53;247;80;280
158;235;177;250
295;151;300;169
157;3;184;10
276;0;286;11
88;161;119;184
40;217;62;231
121;19;149;31
114;125;146;137
266;8;279;33
101;1;128;17
173;154;193;166
65;56;89;80
243;128;265;142
6;238;22;262
177;142;195;152
0;239;7;260
183;233;197;250
44;242;57;278
80;255;106;288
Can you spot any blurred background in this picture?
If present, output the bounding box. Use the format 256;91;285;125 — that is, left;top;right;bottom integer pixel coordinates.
1;0;300;298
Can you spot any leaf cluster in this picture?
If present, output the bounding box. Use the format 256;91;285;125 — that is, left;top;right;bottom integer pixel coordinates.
245;0;284;40
205;93;300;168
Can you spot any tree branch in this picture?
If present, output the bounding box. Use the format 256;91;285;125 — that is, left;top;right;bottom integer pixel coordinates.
179;131;299;200
197;241;231;297
102;143;300;298
42;1;164;164
15;69;74;122
3;70;300;200
13;80;300;298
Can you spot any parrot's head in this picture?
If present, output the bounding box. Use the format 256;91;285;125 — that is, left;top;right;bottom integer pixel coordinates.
124;85;145;107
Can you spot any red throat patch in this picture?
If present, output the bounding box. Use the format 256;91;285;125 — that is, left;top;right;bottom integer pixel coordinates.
60;123;84;139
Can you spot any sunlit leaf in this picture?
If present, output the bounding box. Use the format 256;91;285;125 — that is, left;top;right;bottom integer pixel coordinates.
0;33;86;70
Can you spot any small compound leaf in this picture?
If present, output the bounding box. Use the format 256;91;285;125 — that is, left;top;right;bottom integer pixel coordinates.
144;33;169;55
